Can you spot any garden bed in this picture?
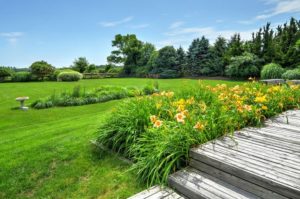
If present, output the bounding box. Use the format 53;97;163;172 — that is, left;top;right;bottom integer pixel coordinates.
96;81;300;185
31;85;157;109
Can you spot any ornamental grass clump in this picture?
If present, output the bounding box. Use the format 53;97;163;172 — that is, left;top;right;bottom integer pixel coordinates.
97;82;300;185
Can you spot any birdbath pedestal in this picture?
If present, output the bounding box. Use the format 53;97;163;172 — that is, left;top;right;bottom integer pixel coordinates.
16;96;29;110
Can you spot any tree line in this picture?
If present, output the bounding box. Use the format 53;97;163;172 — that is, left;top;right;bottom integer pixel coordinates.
107;17;300;78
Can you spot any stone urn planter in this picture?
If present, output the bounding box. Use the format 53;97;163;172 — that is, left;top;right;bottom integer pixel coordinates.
16;96;29;110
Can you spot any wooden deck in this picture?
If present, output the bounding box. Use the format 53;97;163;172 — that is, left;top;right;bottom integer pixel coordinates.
129;110;300;199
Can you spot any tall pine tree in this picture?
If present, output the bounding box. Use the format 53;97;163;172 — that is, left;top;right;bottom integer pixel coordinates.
187;36;211;76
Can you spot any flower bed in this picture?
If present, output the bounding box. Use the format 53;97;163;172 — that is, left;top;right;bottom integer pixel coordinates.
31;85;156;109
97;82;300;185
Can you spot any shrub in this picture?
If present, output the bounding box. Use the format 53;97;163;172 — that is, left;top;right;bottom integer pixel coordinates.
261;63;285;79
97;83;300;185
159;69;181;79
225;52;260;78
282;68;300;80
11;72;32;82
57;71;83;81
0;67;13;81
51;69;76;80
142;83;158;95
30;61;55;80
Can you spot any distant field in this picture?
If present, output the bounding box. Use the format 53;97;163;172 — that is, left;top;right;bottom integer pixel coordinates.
0;78;243;199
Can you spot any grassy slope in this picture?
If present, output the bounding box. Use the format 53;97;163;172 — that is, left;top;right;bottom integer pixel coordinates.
0;78;242;199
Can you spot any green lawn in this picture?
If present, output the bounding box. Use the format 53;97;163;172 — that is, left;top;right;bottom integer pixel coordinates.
0;78;242;199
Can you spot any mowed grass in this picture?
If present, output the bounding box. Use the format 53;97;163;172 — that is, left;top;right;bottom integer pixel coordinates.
0;78;242;199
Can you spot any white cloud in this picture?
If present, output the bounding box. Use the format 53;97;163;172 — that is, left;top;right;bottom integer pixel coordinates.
129;24;150;29
99;16;133;27
256;0;300;19
0;32;23;45
237;20;255;25
169;21;185;29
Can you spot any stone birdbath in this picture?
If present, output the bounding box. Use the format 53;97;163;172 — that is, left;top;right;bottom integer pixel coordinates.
16;96;29;110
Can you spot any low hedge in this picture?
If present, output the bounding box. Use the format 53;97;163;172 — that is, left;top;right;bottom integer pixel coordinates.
282;68;300;80
57;71;83;81
11;72;32;82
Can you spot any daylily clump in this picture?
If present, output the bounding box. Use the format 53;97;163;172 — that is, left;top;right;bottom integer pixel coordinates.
98;81;300;186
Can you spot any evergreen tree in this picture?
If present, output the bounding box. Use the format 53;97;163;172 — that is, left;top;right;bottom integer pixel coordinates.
225;34;244;64
274;18;300;68
212;36;227;75
175;46;187;74
155;46;177;71
187;36;211;76
250;28;263;58
262;23;275;64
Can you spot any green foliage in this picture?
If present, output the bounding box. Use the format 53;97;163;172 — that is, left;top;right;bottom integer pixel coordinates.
142;83;158;95
282;68;300;80
31;84;157;109
261;63;285;79
52;69;77;80
107;34;143;75
226;52;261;78
0;67;13;80
187;36;212;76
57;71;83;81
107;67;123;74
146;51;159;71
137;43;156;66
211;37;227;75
30;60;55;80
274;18;300;68
175;47;187;74
97;82;300;185
296;39;300;50
11;72;32;82
225;34;244;63
135;66;149;77
71;57;89;73
155;46;177;70
159;69;181;78
85;64;97;73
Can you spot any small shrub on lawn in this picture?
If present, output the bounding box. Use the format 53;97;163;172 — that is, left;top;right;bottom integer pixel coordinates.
97;82;300;185
282;68;300;80
57;71;83;81
261;63;284;79
31;85;157;109
51;69;76;80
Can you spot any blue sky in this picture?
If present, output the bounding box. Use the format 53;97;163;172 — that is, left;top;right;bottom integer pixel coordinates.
0;0;299;67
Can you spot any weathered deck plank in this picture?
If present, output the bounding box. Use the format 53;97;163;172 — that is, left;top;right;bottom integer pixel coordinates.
128;186;184;199
190;110;300;199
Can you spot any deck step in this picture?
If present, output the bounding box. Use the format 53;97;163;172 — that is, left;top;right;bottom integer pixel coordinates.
128;186;185;199
189;160;288;199
190;126;300;199
168;167;260;199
